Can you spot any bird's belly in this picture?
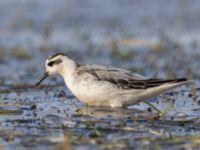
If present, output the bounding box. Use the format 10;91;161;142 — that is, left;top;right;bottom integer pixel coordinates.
69;82;118;107
76;93;102;105
65;77;125;107
73;89;110;106
75;93;123;107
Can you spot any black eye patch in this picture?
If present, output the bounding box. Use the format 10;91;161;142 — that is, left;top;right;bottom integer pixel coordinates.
47;59;62;67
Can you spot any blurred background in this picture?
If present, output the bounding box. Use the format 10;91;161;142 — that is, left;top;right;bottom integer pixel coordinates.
1;1;200;149
0;0;200;86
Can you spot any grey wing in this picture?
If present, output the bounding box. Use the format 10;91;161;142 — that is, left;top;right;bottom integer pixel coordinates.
79;64;146;79
77;65;187;90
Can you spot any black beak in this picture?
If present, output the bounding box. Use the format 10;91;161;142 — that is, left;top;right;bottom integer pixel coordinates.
35;72;49;86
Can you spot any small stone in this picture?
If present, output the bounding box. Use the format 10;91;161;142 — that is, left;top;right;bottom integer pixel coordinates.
197;100;200;105
188;93;192;98
147;107;152;112
30;104;37;110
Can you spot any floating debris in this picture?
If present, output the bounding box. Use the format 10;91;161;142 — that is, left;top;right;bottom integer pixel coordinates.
0;109;23;115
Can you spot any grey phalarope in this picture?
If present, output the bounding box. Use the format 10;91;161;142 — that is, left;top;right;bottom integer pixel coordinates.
36;53;193;108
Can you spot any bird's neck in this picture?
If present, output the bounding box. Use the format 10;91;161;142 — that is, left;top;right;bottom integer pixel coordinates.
59;59;79;88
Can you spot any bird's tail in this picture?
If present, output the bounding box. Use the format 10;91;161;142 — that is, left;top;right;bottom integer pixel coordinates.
124;78;194;105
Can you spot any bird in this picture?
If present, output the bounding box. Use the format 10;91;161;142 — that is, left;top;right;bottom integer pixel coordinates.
36;53;193;108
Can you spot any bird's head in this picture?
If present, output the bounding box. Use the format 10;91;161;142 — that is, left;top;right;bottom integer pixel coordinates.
36;53;76;86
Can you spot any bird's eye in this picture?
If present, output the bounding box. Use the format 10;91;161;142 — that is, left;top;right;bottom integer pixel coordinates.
47;59;62;67
47;61;55;67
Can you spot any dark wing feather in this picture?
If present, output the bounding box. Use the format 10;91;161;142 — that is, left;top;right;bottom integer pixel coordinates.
77;65;187;90
115;78;187;89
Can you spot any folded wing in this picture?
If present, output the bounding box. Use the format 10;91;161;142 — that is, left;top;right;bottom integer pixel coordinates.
77;65;187;90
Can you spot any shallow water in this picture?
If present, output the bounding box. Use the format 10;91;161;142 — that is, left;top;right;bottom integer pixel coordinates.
1;0;200;149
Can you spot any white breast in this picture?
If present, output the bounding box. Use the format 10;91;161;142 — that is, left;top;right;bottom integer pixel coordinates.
64;73;119;106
